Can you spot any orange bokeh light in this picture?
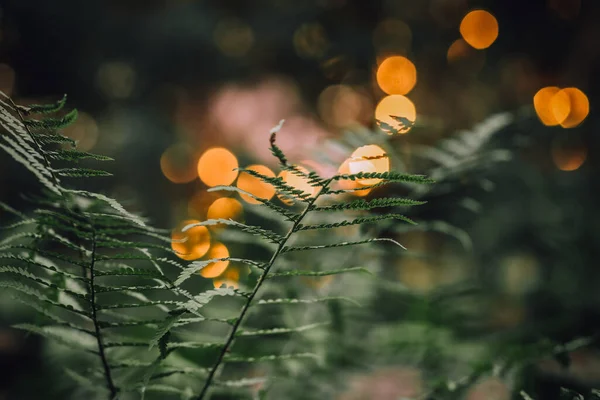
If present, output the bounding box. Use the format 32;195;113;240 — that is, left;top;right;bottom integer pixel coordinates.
558;88;589;128
213;265;241;289
459;10;499;50
200;242;230;278
533;86;589;128
160;143;198;184
376;56;417;95
533;86;562;126
207;197;244;224
349;145;390;186
552;142;587;172
337;158;372;197
277;166;318;205
375;95;416;134
447;38;471;63
197;147;239;187
236;164;276;204
171;219;211;261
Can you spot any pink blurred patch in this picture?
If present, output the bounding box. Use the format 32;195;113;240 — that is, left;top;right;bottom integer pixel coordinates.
208;77;331;165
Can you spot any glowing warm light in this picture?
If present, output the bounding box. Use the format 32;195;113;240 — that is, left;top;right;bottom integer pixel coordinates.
213;266;240;289
459;10;499;50
376;56;417;95
447;39;471;62
277;166;318;205
236;164;276;204
349;145;390;186
398;258;437;293
171;219;211;261
187;191;220;219
557;88;589;128
214;18;254;58
533;86;562;126
160;143;198;184
500;253;540;295
549;89;571;125
197;147;239;187
337;158;372;197
293;23;329;59
552;142;587;171
207;197;244;223
375;95;416;134
200;242;230;278
63;112;99;151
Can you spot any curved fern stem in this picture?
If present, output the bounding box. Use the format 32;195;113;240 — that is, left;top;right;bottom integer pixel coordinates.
196;179;332;399
89;229;118;398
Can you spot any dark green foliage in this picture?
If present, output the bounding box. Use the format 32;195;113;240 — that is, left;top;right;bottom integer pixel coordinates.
0;93;430;399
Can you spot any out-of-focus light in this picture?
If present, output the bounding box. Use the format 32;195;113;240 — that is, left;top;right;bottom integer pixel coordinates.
557;88;589;128
398;258;436;293
160;143;198;184
534;86;589;128
277;166;318;205
548;0;581;20
213;266;240;289
337;158;372;197
171;219;211;261
96;61;136;99
459;10;499;50
318;85;372;128
375;95;416;134
214;18;254;58
349;145;389;186
187;191;220;219
552;139;587;171
200;242;230;278
63;112;99;151
293;23;329;59
236;164;276;204
533;86;562;126
197;147;239;187
500;253;540;295
447;38;470;62
372;19;412;54
207;197;244;224
0;64;15;96
376;56;417;95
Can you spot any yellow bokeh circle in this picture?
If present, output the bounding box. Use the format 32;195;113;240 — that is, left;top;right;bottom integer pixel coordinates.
236;164;276;204
197;147;239;187
459;10;499;50
376;56;417;95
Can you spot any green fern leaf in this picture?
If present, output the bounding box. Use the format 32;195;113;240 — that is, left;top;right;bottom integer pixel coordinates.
18;94;68;115
208;185;298;221
310;197;426;212
13;323;98;353
267;266;371;278
182;219;284;244
24;108;78;129
55;168;112;178
236;322;329;337
223;352;319;363
282;237;406;253
48;149;114;162
296;214;416;231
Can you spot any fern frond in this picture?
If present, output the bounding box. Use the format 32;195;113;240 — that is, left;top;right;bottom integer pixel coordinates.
282;237;406;253
256;297;361;306
24;108;78;129
17;94;68;115
269;119;288;166
296;214;416;231
48;150;114;162
67;190;146;226
13;323;98;353
208;185;298;221
236;322;328;337
223;352;319;363
330;171;435;185
311;197;426;212
182;219;284;244
267;266;371;278
56;168;112;178
175;258;265;286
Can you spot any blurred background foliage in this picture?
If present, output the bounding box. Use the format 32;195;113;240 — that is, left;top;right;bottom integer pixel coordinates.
1;0;600;399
